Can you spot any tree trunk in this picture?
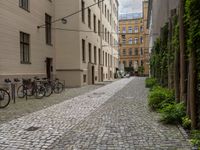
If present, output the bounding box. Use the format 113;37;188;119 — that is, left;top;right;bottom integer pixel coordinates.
187;70;190;117
168;16;174;89
174;49;180;102
189;48;197;129
179;0;186;103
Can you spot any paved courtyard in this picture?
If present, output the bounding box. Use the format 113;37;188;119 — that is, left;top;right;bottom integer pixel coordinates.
0;77;191;149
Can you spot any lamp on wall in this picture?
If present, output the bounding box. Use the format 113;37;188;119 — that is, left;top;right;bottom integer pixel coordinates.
61;18;67;24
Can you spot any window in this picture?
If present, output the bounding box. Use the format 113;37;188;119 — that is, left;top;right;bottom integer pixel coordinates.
105;5;107;17
122;27;126;33
129;38;133;44
140;36;143;44
94;46;97;64
98;0;100;8
123;49;126;56
98;48;101;64
98;20;101;36
45;14;52;45
89;43;92;63
93;14;96;33
129;48;132;56
141;60;144;66
140;48;143;55
82;39;86;62
129;60;133;67
83;75;87;83
20;32;30;64
81;0;85;23
128;26;132;33
134;38;138;44
19;0;29;11
134;27;139;33
105;52;107;66
122;39;126;45
103;51;104;66
88;8;91;28
123;61;126;67
135;48;138;55
140;26;143;32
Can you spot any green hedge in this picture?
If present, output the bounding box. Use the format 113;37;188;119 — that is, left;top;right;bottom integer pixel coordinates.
148;86;174;110
159;102;185;124
145;78;158;89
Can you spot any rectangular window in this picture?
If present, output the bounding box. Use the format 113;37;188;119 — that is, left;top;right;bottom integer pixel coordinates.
134;38;138;44
103;51;104;66
122;27;126;33
83;75;87;83
20;32;30;64
94;46;97;64
82;39;86;62
88;8;91;28
98;48;101;64
81;0;85;23
45;14;52;45
128;26;132;33
105;5;107;17
89;43;92;63
93;14;96;33
19;0;29;11
105;52;107;66
98;20;101;36
134;27;139;33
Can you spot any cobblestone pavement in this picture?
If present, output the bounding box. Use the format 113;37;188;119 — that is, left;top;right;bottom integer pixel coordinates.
0;82;110;124
0;78;132;149
52;77;191;150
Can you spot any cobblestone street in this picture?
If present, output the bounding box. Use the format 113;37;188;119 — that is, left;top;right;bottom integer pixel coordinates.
0;77;191;149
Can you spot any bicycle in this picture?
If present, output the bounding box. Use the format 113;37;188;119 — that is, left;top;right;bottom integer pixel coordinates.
0;88;10;109
51;78;64;94
17;77;45;99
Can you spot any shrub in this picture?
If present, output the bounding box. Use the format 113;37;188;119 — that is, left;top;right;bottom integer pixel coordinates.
159;102;185;124
145;77;158;89
190;130;200;148
148;86;174;110
182;116;191;129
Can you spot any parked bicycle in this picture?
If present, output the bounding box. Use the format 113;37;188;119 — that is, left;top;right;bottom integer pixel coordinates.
0;79;12;109
17;77;45;99
41;78;64;94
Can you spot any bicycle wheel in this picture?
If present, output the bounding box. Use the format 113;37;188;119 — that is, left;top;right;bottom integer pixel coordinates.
17;85;25;98
0;89;10;109
44;84;52;97
54;82;64;94
35;85;45;99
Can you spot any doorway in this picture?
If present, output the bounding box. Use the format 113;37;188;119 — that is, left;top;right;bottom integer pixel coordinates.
92;66;95;84
46;58;53;79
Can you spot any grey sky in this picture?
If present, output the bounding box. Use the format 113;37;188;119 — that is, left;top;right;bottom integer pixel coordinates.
119;0;143;14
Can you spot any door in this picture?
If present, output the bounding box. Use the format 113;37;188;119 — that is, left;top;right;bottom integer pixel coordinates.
46;58;52;79
92;66;95;84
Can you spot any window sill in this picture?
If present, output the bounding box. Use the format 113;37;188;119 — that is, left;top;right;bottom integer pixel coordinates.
19;6;30;13
21;62;31;64
46;43;53;47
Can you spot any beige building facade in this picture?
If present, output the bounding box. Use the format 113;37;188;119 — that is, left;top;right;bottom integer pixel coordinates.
0;0;56;83
0;0;119;87
119;1;149;75
55;0;119;87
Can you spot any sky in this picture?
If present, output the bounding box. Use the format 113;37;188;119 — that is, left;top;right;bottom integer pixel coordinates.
118;0;143;14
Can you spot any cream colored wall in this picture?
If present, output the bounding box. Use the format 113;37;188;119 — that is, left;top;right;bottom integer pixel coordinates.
0;0;56;78
55;0;80;70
